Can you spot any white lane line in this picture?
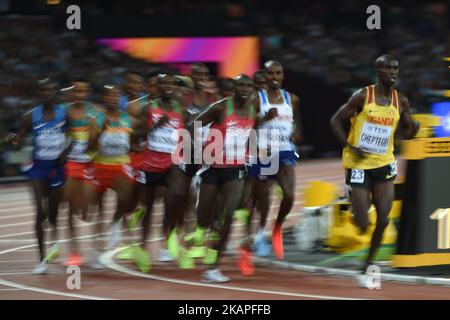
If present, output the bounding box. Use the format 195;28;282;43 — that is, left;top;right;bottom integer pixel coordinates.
0;213;36;220
100;248;363;301
0;218;113;229
0;288;23;291
0;234;165;300
0;259;39;263
0;245;110;300
0;278;111;300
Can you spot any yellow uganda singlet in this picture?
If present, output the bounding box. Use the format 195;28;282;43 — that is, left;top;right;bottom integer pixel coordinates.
342;85;400;170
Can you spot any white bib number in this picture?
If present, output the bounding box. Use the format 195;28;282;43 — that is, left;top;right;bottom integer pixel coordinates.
148;126;179;153
358;122;392;154
225;128;251;160
258;121;293;151
99;132;129;157
35;132;66;160
68;140;90;161
136;170;146;184
350;169;365;184
389;160;398;175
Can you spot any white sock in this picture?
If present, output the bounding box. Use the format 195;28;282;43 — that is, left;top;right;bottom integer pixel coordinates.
256;228;265;242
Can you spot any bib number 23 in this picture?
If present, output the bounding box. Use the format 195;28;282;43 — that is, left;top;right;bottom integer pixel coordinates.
350;169;365;184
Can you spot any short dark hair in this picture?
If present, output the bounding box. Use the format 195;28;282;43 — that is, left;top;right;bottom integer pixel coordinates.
375;55;397;69
263;60;282;70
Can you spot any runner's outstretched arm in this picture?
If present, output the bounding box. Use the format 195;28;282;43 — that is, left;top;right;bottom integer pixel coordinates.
398;93;420;140
330;88;367;158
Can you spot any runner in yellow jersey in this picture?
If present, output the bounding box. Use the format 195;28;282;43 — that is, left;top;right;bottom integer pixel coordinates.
330;55;419;288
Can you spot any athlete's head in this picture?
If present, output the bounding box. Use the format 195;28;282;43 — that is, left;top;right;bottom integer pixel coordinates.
158;73;177;100
146;72;161;99
234;74;254;101
375;55;399;87
253;70;267;91
263;60;283;90
37;77;58;102
102;85;120;110
175;75;194;95
191;63;210;88
218;78;235;98
124;70;144;96
70;76;91;103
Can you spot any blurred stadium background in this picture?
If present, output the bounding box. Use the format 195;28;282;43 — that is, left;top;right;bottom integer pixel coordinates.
0;0;448;178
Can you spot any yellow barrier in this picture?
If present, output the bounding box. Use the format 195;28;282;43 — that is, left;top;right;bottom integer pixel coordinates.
325;203;399;254
303;180;339;207
411;114;440;138
402;138;450;160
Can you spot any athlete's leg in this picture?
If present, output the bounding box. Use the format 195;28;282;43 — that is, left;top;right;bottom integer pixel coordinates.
241;176;255;236
196;183;219;231
211;193;224;232
48;183;62;245
64;178;80;255
31;179;49;261
274;165;296;226
141;182;157;250
165;168;191;235
89;184;105;251
110;176;133;248
211;179;245;265
365;180;394;271
350;186;372;234
253;179;271;234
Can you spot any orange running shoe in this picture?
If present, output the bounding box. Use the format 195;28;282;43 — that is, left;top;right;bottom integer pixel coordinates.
63;253;83;267
238;248;254;276
272;225;284;260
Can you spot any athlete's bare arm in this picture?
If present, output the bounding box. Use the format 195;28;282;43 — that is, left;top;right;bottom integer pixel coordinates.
290;93;302;144
7;112;32;149
130;111;143;152
398;92;420;140
87;114;100;151
187;98;227;127
137;103;170;139
330;88;366;158
254;96;277;129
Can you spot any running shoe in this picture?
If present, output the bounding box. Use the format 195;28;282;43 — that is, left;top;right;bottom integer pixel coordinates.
188;246;206;258
238;248;254;276
184;227;206;246
63;253;83;267
355;274;372;289
203;248;218;265
108;221;122;249
272;224;284;260
90;255;105;270
233;209;250;224
167;229;180;259
128;208;144;231
206;231;220;242
44;244;60;263
116;245;137;260
134;246;151;273
178;248;195;270
158;248;174;262
202;269;230;283
254;236;271;257
32;261;48;275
